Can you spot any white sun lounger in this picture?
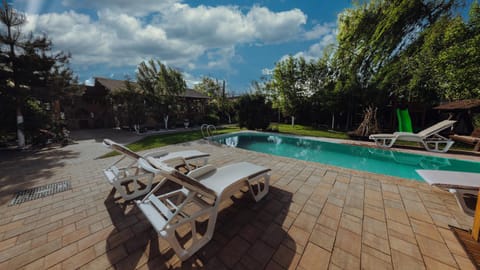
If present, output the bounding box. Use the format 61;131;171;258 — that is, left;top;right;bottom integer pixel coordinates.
136;157;270;261
416;169;480;216
369;120;456;152
102;139;210;200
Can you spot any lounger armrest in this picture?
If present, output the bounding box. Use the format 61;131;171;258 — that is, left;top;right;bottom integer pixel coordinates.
141;158;217;198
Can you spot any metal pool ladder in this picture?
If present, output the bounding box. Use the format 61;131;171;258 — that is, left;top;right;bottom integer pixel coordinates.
201;124;216;138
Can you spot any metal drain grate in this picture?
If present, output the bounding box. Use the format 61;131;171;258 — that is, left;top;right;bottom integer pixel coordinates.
9;180;71;206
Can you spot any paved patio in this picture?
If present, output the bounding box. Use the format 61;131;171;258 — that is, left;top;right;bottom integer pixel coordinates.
0;130;478;269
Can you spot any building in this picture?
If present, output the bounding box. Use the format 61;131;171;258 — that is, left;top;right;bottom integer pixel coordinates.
65;77;209;129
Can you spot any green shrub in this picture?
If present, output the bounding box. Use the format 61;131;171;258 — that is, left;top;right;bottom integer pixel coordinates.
238;94;271;130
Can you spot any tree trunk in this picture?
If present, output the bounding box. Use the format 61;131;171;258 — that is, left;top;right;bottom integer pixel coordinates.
164;115;169;129
16;106;25;148
291;116;295;127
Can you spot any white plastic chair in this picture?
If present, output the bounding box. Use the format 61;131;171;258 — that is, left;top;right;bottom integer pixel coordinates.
417;170;480;216
369;120;456;152
136;157;270;261
102;139;210;200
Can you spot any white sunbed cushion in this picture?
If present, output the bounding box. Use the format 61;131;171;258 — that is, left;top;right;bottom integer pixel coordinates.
416;170;480;189
150;150;209;161
197;162;270;195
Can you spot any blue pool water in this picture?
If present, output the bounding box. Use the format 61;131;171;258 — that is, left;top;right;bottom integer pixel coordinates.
212;132;480;181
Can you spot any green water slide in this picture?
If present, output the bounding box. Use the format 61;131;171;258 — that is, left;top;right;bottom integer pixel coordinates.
396;108;413;132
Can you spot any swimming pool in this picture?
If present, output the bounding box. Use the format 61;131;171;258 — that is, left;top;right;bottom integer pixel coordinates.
212;132;480;181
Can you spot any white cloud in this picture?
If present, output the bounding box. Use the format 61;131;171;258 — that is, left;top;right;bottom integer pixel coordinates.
246;6;307;43
61;0;180;16
287;23;338;61
262;68;273;76
24;2;308;75
304;23;336;40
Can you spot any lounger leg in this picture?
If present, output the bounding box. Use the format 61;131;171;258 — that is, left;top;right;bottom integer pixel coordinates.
161;207;218;261
247;173;270;202
423;140;454;153
374;138;396;148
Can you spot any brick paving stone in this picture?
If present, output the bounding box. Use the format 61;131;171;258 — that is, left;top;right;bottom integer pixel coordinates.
264;260;284;270
363;245;392;264
452;254;476;270
330;247;360;269
6;238;62;268
262;223;286;248
0;236;17;253
247;241;275;268
322;203;342;220
334;227;361;258
391;249;426;270
237;255;262;270
389;236;423;261
410;219;444;242
363;231;390;254
438;228;468;257
272;244;298;269
362;250;393;270
415;234;457;267
292;212;317;233
385;207;410;225
403;201;434;224
339;213;362;235
317;213;339;231
430;212;460;228
298;242;330;270
364;205;386;221
61;246;96;269
62;225;91;246
364;216;388;239
287;226;310;251
218;235;250;268
423;256;457;270
309;224;336;252
44;242;78;268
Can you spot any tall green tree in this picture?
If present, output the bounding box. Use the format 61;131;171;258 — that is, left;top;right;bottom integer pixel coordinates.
269;56;311;126
0;1;76;146
136;59;186;129
194;77;234;124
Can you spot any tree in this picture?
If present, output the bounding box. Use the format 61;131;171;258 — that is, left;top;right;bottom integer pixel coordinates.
0;1;76;146
238;94;271;130
136;59;186;129
194;77;234;124
269;56;311;127
0;0;27;147
110;78;145;130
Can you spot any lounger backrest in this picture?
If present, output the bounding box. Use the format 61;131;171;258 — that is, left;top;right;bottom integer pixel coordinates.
103;139;142;160
417;120;456;137
142;157;217;198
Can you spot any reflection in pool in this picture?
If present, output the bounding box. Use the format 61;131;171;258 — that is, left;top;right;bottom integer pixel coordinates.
212;132;480;181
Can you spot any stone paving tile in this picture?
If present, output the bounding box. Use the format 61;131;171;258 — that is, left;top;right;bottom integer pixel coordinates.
298;242;330;270
0;136;477;269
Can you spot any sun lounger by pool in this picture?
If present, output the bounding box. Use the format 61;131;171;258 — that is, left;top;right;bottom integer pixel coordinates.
102;139;210;200
369;120;456;152
136;157;270;261
417;169;480;216
450;127;480;152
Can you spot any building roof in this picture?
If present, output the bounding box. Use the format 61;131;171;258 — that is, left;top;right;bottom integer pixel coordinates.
434;99;480;110
94;77;209;99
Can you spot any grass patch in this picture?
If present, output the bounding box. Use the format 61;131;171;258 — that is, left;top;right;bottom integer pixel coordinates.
99;126;241;158
271;123;349;140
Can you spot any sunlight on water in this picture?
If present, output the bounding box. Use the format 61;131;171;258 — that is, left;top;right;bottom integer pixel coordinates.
213;133;480;181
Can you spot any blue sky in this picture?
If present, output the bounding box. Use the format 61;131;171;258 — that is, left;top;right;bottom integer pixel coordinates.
9;0;475;94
